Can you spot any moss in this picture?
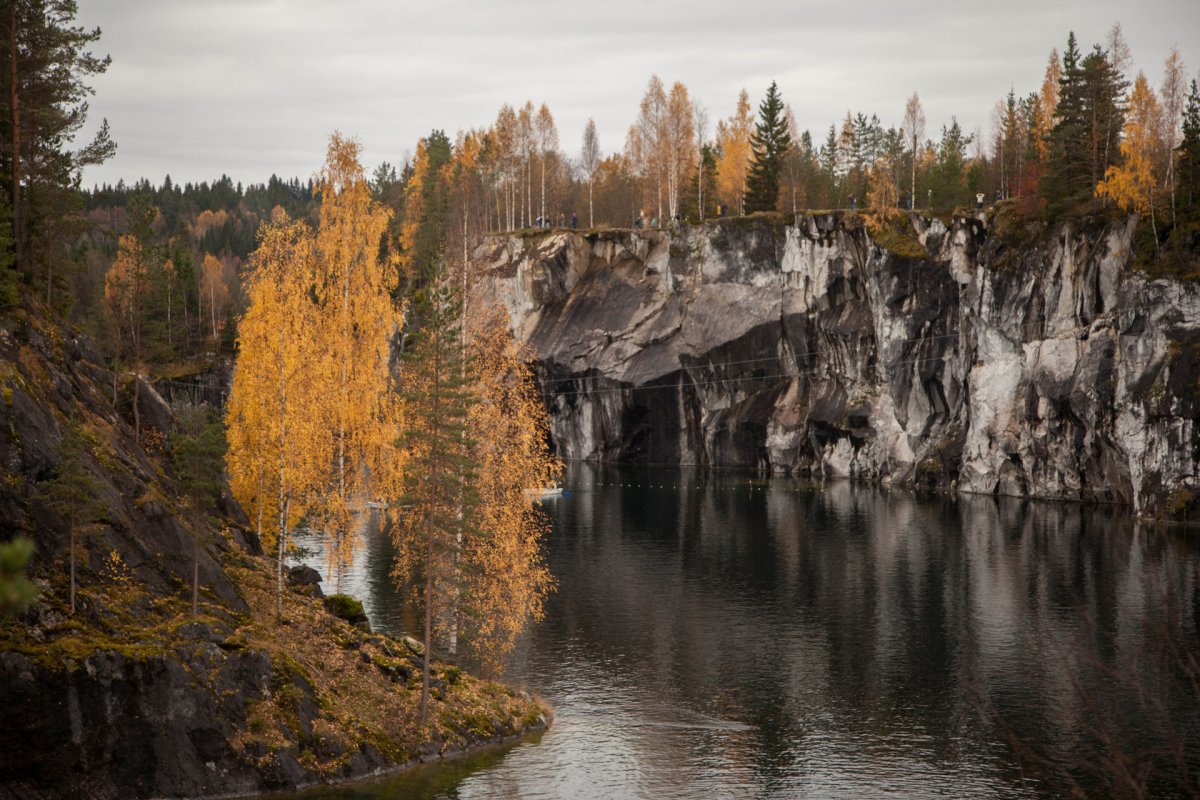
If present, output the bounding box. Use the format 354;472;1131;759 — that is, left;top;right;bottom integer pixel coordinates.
322;593;367;625
866;213;927;260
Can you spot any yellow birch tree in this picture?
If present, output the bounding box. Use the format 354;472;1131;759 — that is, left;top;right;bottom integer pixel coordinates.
1097;72;1163;245
313;133;402;584
460;307;558;672
226;217;326;620
715;89;753;216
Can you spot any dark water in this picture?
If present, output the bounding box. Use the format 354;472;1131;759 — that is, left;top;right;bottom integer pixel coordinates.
290;465;1200;799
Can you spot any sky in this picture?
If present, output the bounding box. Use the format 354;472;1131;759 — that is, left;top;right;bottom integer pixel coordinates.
74;0;1200;189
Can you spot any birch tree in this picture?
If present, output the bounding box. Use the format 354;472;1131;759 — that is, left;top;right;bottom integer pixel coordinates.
226;216;325;621
715;89;753;216
313;133;401;582
902;92;926;208
580;118;601;228
534;104;558;225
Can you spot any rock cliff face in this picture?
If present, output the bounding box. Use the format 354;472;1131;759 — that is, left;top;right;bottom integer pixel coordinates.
471;213;1199;515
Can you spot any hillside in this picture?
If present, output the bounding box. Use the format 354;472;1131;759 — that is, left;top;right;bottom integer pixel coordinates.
0;305;546;799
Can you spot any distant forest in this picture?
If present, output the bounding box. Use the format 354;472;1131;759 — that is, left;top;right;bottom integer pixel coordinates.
4;6;1200;380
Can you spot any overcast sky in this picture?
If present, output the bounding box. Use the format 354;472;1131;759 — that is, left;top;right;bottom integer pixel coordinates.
74;0;1200;188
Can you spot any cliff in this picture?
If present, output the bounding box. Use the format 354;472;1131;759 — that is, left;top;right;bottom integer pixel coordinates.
471;211;1199;516
0;306;546;799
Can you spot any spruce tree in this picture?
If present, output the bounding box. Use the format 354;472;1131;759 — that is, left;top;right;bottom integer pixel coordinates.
1178;80;1200;215
743;81;792;213
1044;33;1089;213
392;265;480;724
1043;33;1127;215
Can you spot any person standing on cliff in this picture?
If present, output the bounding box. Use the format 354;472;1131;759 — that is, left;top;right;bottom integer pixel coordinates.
571;212;577;229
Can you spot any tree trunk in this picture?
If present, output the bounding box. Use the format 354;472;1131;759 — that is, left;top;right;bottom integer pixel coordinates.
132;370;141;445
276;350;288;623
9;3;21;272
69;513;76;615
588;180;594;228
192;513;199;616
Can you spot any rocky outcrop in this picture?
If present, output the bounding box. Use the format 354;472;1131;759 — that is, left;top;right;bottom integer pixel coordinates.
471;213;1199;516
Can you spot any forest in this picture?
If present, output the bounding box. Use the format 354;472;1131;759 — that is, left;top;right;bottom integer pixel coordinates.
4;10;1199;659
3;2;1200;796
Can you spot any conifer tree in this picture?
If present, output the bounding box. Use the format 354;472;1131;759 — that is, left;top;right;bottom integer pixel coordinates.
743;81;791;214
1178;80;1200;214
1;0;115;282
41;420;101;615
171;405;226;617
392;267;480;724
1044;34;1127;213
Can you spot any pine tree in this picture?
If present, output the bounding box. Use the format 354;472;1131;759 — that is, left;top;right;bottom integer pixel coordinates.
1;0;115;287
171;405;226;617
40;420;101;615
392;267;480;724
743;81;791;213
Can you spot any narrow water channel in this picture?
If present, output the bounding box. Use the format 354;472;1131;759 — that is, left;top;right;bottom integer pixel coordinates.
289;465;1200;799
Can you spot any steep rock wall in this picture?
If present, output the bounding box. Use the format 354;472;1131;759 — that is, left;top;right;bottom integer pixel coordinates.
471;214;1199;515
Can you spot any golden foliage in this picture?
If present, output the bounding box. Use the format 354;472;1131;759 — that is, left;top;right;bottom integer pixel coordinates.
313;132;402;575
199;253;230;340
460;307;559;670
1097;72;1162;217
715;89;753;216
225;216;328;619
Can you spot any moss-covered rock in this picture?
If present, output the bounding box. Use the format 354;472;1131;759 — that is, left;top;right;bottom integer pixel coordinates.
322;593;368;628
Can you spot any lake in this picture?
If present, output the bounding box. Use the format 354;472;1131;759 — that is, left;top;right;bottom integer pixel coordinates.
289;465;1200;799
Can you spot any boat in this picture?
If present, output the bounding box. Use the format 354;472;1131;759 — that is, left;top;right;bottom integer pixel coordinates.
525;484;565;500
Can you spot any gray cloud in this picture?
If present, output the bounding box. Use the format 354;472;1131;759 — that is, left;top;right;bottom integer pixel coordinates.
74;0;1200;186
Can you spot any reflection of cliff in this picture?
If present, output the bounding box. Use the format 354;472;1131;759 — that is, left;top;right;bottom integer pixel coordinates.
528;465;1198;793
472;214;1200;515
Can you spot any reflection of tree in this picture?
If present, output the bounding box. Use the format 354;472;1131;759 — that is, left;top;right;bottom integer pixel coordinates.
298;465;1200;795
539;468;1198;795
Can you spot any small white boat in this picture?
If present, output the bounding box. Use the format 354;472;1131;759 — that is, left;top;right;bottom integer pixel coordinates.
525;484;565;500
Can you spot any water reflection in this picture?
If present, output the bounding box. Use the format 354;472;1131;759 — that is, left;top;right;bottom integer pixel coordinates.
289;465;1200;799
